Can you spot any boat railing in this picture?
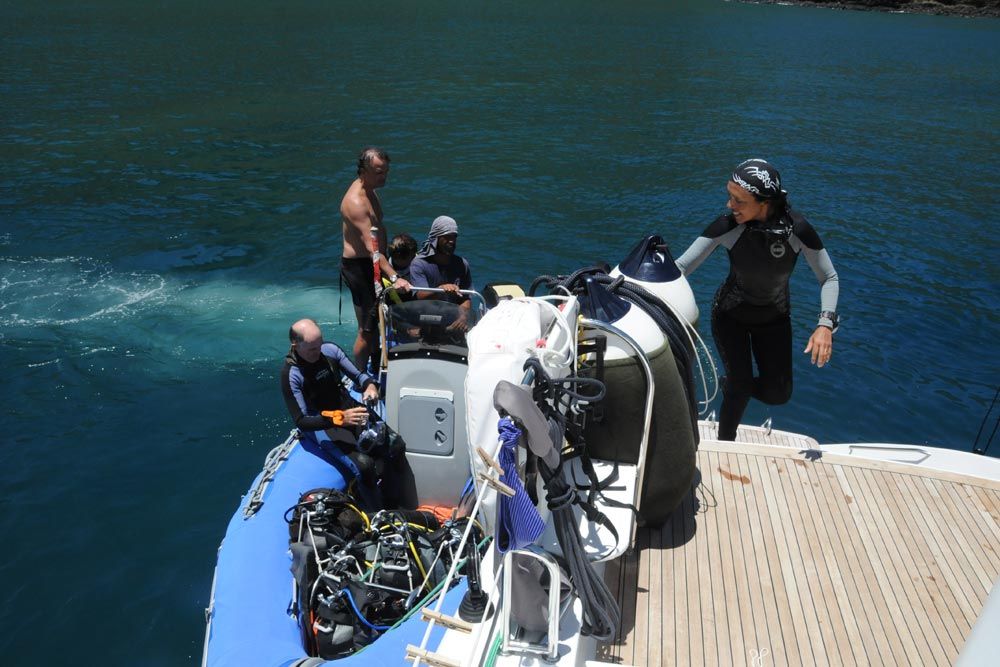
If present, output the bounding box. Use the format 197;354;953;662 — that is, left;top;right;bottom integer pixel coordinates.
499;548;564;662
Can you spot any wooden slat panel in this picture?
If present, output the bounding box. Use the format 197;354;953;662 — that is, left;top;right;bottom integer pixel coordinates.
897;472;980;626
865;466;957;663
781;454;848;665
693;476;715;667
804;455;877;665
701;451;731;667
647;519;664;667
708;450;744;665
722;451;762;663
733;451;780;664
854;466;949;663
928;476;996;593
599;441;1000;666
888;468;968;654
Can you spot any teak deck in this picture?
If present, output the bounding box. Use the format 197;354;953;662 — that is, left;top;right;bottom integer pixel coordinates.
599;440;1000;666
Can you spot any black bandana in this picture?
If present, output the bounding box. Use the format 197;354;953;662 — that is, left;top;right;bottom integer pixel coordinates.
731;159;785;200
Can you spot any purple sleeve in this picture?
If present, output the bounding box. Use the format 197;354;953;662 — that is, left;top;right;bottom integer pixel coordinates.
322;343;376;390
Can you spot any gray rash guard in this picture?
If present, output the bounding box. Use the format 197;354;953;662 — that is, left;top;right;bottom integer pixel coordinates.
675;209;839;328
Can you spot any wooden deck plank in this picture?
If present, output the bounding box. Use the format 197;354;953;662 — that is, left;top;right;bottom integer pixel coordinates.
748;452;813;665
661;496;679;666
962;485;1000;543
805;455;877;666
897;472;981;626
633;527;650;667
871;465;960;663
701;452;731;667
599;441;1000;666
929;476;996;594
724;451;769;663
693;468;717;667
855;465;952;664
970;485;1000;528
647;520;664;667
887;469;969;654
709;451;745;666
761;455;828;666
839;464;918;665
916;476;988;606
739;450;790;665
781;454;850;666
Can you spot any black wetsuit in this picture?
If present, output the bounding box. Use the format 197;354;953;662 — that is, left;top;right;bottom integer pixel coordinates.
280;342;416;508
676;208;839;440
280;342;378;473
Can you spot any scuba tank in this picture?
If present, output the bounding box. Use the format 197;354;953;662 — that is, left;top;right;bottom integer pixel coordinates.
578;275;697;527
610;234;699;327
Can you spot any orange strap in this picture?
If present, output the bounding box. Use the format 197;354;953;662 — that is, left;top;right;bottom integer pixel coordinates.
417;505;456;524
321;410;345;425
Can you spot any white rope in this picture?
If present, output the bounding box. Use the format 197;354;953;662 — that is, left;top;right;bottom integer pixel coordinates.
652;295;719;414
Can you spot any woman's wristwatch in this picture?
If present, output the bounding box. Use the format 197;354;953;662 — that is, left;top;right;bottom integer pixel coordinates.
819;310;839;333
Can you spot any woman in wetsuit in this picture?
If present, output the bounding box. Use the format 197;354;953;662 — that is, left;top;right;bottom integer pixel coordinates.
675;159;840;440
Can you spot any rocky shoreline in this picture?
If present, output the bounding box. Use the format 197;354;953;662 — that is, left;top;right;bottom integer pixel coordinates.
745;0;1000;18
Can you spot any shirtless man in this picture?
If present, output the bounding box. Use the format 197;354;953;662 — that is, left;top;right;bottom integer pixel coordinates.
340;146;411;370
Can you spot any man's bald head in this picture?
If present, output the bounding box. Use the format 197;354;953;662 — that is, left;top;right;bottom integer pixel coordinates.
289;318;322;344
289;319;324;362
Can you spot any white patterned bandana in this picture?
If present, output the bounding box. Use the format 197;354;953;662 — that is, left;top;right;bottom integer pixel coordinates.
731;159;785;199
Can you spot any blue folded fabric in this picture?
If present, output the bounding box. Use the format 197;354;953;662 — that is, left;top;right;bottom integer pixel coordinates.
495;417;546;552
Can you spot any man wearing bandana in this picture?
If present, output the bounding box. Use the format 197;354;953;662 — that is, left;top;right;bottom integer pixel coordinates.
409;215;476;333
675;159;840;441
409;216;475;299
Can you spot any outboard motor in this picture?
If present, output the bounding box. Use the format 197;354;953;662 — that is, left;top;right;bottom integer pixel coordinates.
610;234;699;327
579;278;697;527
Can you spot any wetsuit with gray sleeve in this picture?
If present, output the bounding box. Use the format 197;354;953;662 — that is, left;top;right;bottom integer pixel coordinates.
675;209;839;327
675;208;839;441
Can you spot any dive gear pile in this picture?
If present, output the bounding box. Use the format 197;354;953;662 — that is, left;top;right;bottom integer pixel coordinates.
286;488;484;659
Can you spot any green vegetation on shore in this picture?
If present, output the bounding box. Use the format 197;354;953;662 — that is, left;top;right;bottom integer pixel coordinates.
753;0;1000;17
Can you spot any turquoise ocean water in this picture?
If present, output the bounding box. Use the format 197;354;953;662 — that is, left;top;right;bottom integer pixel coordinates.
1;1;998;663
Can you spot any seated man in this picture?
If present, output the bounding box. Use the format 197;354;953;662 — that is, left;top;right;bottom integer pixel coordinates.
280;319;378;478
280;318;417;508
409;216;475;332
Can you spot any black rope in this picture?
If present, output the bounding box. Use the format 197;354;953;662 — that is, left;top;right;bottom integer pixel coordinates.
973;385;1000;455
539;457;620;641
516;357;621;640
